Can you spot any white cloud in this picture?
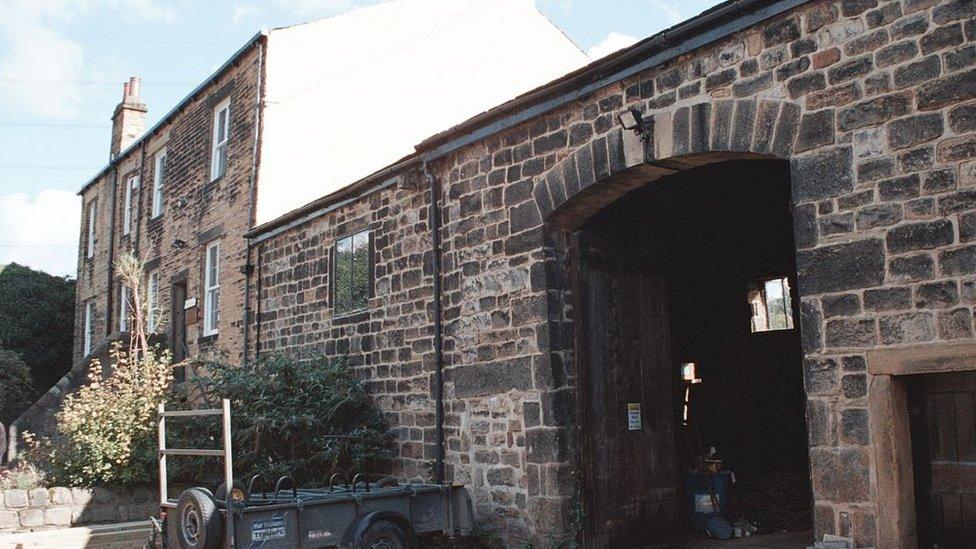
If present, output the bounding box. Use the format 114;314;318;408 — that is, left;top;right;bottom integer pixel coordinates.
649;0;684;26
0;189;81;277
0;23;85;118
233;3;263;23
586;31;639;59
0;0;177;118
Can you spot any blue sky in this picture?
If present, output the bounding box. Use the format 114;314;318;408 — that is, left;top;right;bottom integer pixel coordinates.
0;0;723;276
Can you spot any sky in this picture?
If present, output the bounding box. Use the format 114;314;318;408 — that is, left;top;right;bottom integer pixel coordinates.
0;0;723;277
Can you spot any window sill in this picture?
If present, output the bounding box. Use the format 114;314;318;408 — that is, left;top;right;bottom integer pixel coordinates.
332;309;370;325
206;173;224;187
198;332;219;344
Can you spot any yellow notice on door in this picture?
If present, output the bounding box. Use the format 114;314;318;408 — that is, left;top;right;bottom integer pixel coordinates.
627;402;641;430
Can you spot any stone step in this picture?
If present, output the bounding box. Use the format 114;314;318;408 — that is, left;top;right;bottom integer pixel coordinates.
0;520;151;548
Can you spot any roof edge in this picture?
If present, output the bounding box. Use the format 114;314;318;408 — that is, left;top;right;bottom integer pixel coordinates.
245;155;422;242
77;31;267;196
244;0;811;239
416;0;808;155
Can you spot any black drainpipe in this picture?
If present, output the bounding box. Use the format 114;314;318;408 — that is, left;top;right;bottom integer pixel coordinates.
424;160;445;484
105;164;119;336
134;143;147;257
243;40;265;365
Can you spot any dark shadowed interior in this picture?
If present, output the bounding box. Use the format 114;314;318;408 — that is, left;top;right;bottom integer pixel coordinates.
576;159;812;545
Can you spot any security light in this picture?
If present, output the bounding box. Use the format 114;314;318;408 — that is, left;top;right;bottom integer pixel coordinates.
617;107;652;139
617;109;641;130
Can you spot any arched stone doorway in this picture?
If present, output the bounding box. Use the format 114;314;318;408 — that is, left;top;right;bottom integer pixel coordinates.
537;100;822;546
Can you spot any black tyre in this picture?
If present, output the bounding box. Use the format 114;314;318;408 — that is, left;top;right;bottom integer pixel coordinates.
174;488;220;549
359;519;409;549
214;480;246;503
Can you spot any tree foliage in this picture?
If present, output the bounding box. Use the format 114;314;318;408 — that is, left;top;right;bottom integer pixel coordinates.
171;355;394;487
25;344;172;486
0;263;75;391
24;254;171;487
0;348;35;424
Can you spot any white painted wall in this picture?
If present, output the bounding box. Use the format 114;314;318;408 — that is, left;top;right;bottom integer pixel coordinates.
256;0;589;225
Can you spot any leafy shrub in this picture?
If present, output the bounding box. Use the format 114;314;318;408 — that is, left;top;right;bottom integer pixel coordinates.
0;348;35;424
25;344;172;487
171;355;394;487
0;461;46;490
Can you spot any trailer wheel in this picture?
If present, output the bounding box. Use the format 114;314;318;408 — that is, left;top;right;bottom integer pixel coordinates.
214;480;246;503
359;519;409;549
175;488;220;549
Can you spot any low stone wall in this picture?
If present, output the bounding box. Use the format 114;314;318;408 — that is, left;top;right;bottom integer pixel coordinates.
0;485;156;532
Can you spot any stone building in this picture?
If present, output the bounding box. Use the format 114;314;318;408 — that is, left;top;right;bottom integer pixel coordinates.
65;0;976;546
242;0;976;546
70;0;587;368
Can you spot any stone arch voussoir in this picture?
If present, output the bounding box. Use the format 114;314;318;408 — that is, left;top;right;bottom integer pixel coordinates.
537;99;803;229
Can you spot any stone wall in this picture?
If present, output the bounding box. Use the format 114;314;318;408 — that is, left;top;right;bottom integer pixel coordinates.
254;181;437;481
74;43;263;369
0;486;155;532
252;0;976;545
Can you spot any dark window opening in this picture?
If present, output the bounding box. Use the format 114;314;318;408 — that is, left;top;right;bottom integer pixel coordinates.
333;230;370;316
749;277;795;332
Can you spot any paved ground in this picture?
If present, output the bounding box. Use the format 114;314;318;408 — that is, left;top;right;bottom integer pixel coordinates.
682;530;814;548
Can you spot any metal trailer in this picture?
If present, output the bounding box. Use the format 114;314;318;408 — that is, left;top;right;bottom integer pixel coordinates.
156;400;474;549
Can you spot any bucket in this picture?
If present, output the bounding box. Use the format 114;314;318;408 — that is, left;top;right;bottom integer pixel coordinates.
684;471;733;532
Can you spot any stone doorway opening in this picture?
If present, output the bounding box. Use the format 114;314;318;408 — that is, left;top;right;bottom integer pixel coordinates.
570;159;813;547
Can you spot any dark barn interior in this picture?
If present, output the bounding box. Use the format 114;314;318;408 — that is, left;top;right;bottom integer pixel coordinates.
575;159;812;546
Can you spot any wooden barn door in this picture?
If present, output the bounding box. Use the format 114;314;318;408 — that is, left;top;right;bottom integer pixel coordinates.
578;256;679;547
910;371;976;548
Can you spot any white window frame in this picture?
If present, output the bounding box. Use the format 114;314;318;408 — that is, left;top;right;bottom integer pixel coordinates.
120;284;130;333
147;270;160;333
122;174;139;235
86;201;97;259
203;240;220;336
83;300;94;356
210;98;230;181
151;149;166;218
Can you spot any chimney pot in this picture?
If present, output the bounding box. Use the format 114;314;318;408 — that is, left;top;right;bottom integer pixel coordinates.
111;75;147;156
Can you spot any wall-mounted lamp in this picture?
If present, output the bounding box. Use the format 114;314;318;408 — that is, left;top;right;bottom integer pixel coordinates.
617;108;653;141
172;239;187;249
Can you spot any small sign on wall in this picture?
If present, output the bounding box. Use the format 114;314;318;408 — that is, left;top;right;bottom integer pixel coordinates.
184;298;199;326
627;402;642;430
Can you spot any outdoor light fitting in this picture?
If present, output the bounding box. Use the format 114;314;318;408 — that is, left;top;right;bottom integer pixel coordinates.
617;107;652;138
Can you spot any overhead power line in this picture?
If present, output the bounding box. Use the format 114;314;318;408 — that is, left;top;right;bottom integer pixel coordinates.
0;164;101;169
0;244;77;248
0;198;79;202
0;122;108;128
7;35;238;47
0;78;197;87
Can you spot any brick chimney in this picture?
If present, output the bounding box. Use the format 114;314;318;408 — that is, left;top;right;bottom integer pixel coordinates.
110;77;147;157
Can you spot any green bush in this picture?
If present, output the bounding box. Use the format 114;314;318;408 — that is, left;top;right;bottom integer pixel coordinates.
25;344;172;487
171;355;394;487
0;348;35;424
0;263;75;391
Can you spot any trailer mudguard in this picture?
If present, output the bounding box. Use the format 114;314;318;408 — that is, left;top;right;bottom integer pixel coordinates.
341;510;418;549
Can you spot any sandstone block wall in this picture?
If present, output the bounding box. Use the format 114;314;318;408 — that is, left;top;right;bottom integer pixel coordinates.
74;45;263;369
0;486;155;532
253;0;976;545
